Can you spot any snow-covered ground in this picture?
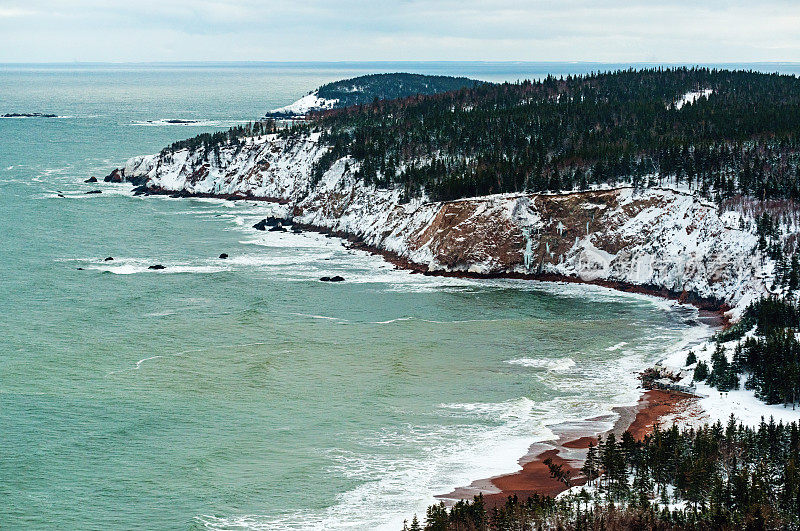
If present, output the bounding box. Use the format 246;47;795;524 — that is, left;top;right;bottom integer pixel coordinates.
659;331;800;427
268;92;339;116
674;88;714;110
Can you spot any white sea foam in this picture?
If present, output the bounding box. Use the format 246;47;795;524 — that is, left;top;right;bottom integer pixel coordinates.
605;341;628;351
505;357;576;371
189;280;706;530
196;397;554;531
82;257;229;275
289;312;346;322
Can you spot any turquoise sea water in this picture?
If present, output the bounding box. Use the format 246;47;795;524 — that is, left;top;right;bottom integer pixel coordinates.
1;62;792;530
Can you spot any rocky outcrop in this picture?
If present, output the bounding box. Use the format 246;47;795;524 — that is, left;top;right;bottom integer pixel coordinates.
113;133;772;315
104;169;124;183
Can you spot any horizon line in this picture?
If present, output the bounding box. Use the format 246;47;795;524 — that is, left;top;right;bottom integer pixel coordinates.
3;60;800;66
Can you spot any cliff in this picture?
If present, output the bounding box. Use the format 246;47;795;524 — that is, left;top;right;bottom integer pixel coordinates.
116;132;770;315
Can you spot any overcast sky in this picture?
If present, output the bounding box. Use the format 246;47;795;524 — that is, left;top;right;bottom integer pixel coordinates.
1;0;799;63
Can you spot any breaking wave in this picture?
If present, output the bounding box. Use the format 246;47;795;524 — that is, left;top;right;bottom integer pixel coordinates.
505;357;577;371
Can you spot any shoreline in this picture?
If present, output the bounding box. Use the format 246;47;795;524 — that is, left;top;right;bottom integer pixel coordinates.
439;389;704;508
128;184;724;508
133;185;731;321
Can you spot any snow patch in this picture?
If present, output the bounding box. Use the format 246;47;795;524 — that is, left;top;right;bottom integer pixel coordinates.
269;92;339;116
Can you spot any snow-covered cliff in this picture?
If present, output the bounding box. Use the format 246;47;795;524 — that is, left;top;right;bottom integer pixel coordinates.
116;133;771;314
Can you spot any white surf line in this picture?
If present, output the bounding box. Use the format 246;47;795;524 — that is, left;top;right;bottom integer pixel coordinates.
420;317;509;324
368;316;414;324
605;341;628;351
289;312;347;322
107;355;163;375
106;341;273;375
366;317;511;325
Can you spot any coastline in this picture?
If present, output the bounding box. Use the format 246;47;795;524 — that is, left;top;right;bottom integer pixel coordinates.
134;186;731;319
439;389;704;508
130;186;725;509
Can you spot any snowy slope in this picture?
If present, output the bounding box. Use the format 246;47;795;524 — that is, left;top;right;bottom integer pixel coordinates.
674;88;714;110
118;133;769;314
268;92;339;116
658;331;800;426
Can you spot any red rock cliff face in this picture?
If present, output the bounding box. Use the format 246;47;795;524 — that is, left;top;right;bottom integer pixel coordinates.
409;200;527;273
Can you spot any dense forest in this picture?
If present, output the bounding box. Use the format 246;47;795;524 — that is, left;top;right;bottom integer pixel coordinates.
295;68;800;202
405;419;800;530
160;68;800;204
699;297;800;407
158;120;277;162
315;73;484;109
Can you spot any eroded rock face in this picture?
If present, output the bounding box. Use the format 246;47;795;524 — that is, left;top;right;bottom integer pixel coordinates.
115;133;770;311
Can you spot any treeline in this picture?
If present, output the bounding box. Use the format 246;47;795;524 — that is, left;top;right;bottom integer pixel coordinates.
405;419;800;530
297;68;800;202
159;120;277;160
698;297;800;406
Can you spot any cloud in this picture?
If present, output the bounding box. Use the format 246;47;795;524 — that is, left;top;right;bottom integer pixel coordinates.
0;0;799;62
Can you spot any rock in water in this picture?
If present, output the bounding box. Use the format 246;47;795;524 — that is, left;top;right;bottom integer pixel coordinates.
148;264;166;270
219;253;228;259
292;227;302;234
85;176;97;183
268;225;287;232
85;190;102;194
320;275;345;282
104;257;114;261
104;169;124;183
253;219;268;231
320;276;331;282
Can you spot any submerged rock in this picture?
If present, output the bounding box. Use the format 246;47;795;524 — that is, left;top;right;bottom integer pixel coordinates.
148;264;166;270
219;253;228;259
320;275;345;282
268;225;287;232
85;190;102;194
85;176;97;183
104;257;114;262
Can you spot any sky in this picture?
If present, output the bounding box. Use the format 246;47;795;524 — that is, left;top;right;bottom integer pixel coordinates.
1;0;799;63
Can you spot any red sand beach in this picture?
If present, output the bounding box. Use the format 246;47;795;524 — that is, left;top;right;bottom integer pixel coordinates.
441;389;702;508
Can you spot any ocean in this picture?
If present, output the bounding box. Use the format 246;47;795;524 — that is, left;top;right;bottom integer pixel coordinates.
2;62;788;529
